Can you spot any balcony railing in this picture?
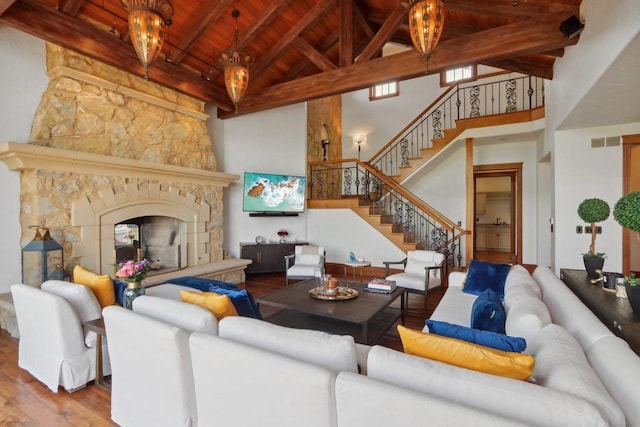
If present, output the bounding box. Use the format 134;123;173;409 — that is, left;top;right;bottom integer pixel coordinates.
308;159;467;269
369;75;544;177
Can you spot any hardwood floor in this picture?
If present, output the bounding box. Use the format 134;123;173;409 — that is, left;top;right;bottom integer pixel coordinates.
0;271;440;425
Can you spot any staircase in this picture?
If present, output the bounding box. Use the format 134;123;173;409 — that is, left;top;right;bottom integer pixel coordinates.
308;75;545;267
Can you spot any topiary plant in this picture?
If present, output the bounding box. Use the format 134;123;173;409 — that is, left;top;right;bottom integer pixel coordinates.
613;191;640;233
578;198;610;258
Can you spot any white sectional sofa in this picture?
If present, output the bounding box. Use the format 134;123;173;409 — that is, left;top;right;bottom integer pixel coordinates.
111;267;640;427
397;265;638;427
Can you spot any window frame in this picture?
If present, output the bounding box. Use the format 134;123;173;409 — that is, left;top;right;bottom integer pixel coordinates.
440;65;478;87
369;80;400;101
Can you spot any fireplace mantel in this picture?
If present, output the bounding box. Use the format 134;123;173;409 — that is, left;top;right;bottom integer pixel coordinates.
0;142;239;187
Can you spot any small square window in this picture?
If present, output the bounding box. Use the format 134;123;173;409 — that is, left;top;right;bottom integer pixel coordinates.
370;81;399;101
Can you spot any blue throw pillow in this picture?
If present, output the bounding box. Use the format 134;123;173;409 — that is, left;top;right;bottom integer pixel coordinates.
209;285;263;320
167;276;239;292
113;279;127;306
164;276;262;319
462;259;511;300
470;289;506;334
425;319;525;352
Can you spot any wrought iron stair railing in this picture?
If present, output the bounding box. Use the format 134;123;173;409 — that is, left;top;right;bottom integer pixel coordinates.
308;159;468;269
369;75;545;177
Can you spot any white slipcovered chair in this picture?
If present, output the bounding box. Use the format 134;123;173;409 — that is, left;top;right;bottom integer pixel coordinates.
11;282;110;393
285;245;325;286
384;250;445;309
103;305;197;427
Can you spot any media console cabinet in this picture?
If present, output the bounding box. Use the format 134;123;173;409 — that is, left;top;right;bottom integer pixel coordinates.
240;241;308;274
560;268;640;355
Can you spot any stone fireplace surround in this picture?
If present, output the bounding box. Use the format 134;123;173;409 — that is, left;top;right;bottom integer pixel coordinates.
0;43;251;289
0;141;250;286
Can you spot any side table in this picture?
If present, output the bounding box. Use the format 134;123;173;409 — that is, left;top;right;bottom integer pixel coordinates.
85;318;111;392
344;261;371;282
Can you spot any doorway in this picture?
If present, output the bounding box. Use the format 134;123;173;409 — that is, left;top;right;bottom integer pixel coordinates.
623;134;640;276
473;164;522;264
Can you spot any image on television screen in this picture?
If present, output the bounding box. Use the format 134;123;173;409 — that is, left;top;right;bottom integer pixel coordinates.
243;172;306;213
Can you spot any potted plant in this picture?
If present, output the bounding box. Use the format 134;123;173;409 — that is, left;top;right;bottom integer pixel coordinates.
624;274;640;315
613;191;640;314
577;197;610;280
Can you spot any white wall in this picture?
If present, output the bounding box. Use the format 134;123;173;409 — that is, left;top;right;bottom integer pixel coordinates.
553;123;640;274
211;104;309;259
0;26;48;292
341;72;443;161
537;161;552;267
547;0;640;134
307;209;405;266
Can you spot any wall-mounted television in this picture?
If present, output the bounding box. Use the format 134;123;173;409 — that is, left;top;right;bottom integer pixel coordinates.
242;172;306;216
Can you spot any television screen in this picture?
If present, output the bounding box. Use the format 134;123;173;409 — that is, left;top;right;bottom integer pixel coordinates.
242;172;306;213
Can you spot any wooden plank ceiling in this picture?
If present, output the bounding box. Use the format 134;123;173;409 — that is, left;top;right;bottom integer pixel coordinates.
0;0;582;119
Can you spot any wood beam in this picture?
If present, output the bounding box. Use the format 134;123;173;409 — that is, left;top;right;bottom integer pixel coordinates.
294;37;337;71
169;0;233;64
1;0;233;110
198;0;293;81
356;3;405;63
485;54;556;80
221;16;578;118
354;2;375;39
282;29;340;82
60;0;85;16
340;0;354;67
0;0;17;15
251;0;337;80
445;0;579;19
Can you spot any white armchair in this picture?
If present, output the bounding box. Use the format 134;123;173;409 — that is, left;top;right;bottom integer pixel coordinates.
103;305;197;427
11;282;110;393
384;250;445;309
285;245;325;286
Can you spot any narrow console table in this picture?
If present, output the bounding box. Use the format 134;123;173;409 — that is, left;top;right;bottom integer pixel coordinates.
560;268;640;355
240;241;308;274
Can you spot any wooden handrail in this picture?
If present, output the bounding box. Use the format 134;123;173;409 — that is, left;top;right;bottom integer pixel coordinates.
368;84;457;161
358;160;467;235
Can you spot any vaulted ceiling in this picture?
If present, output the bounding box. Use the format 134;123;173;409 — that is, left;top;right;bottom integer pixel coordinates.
0;0;582;119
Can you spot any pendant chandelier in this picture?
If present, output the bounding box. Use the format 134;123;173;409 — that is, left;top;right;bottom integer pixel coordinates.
219;10;252;113
121;0;174;79
406;0;445;69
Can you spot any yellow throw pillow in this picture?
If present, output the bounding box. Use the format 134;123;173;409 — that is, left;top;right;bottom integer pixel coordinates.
180;290;238;320
397;325;534;380
73;265;116;308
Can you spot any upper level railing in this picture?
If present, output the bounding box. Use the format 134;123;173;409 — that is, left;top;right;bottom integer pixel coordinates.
369;75;545;177
308;159;468;268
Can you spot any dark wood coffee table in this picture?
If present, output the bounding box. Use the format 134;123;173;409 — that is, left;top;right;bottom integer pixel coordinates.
256;279;404;344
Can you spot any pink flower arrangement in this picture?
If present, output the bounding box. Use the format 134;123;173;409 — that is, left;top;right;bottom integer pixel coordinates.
114;259;150;282
277;230;288;237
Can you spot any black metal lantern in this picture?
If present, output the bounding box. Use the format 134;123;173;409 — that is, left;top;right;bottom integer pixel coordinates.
22;226;65;286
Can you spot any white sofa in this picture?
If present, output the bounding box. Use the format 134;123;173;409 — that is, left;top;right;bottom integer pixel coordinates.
383;265;638;427
115;269;640;426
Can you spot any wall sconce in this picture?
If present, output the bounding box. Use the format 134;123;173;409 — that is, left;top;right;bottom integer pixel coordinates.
320;124;330;161
353;134;366;160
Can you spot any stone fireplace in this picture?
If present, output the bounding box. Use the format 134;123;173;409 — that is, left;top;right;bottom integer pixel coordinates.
0;44;249;287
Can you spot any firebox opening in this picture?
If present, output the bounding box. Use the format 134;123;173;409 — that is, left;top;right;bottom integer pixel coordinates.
114;216;186;276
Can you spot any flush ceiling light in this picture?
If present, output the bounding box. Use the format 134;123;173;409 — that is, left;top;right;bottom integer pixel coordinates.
406;0;445;70
121;0;174;79
219;10;252;113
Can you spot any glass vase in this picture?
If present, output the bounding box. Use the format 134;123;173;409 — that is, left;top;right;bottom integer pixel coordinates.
123;281;145;310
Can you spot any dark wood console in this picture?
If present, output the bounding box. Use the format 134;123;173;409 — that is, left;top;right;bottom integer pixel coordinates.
560;268;640;355
240;242;308;274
